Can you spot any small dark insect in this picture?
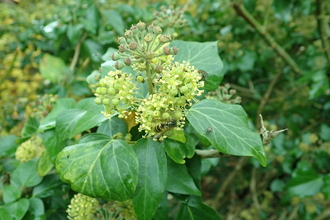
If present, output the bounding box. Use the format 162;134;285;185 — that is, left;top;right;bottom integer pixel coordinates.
153;119;178;141
67;154;70;158
198;69;209;81
206;127;213;134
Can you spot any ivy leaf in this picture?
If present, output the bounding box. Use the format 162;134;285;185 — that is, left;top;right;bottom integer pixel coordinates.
166;157;201;196
32;174;68;198
132;139;167;220
11;159;43;188
55;133;139;201
187;99;267;167
102;9;125;35
21;117;39;138
176;202;223;220
164;139;193;164
171;40;223;90
3;198;29;220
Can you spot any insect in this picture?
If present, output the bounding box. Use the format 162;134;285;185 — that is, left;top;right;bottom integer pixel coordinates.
153;119;178;141
197;69;208;81
205;127;213;134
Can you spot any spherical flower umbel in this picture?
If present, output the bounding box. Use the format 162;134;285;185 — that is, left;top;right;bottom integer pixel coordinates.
15;135;44;162
67;193;98;220
94;70;137;119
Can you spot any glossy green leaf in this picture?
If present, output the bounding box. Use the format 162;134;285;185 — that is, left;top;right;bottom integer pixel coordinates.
285;160;324;197
186;156;202;188
32;174;67;198
132;139;167;220
4;198;29;220
55;109;85;141
27;198;44;216
176;202;223;220
41;130;63;163
97;118;128;137
85;4;100;34
56;133;138;201
11;159;43;188
187;99;267;166
164;139;191;164
3;185;21;203
37;150;53;177
152;192;169;220
0;135;18;157
166;157;201;196
21;117;39;138
39;54;70;83
0;207;11;220
171;40;223;90
102;9;125;35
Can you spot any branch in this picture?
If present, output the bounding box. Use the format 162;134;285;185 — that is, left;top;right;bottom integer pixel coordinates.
250;168;261;215
231;1;301;74
316;0;330;66
195;149;231;158
69;32;88;73
315;208;330;220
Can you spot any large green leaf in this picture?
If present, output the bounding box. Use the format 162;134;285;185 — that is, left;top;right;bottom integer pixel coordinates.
152;192;169;220
11;159;43;188
166;157;201;196
187;99;267;166
164;139;193;164
97;118;128;137
55;99;107;141
132;139;167;220
171;40;223;90
3;198;29;220
3;185;21;204
0;135;18;157
56;133;138;201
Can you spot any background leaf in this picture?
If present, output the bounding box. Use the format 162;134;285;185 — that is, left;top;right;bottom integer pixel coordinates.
21;117;39;138
11;159;43;188
187;99;267;166
55;133;139;201
3;198;30;220
132;139;167;220
39;54;69;83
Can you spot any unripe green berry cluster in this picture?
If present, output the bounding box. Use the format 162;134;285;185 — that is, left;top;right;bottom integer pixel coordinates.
15;135;44;162
111;21;178;72
206;83;242;104
153;5;188;28
67;193;98;220
94;70;136;119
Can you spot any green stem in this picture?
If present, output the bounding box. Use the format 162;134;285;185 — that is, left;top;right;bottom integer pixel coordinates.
145;61;154;95
231;1;301;74
316;0;330;66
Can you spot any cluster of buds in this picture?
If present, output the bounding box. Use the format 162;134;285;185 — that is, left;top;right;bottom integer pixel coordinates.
94;70;136;119
28;94;58;120
67;193;98;220
94;200;136;220
153;5;188;28
111;21;178;73
94;21;205;140
206;83;242;104
15;135;44;162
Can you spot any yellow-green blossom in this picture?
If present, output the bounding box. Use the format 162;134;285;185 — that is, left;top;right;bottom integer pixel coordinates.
67;193;98;220
15;136;44;162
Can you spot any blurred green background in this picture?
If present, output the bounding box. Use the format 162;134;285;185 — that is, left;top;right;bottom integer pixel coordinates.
1;0;329;219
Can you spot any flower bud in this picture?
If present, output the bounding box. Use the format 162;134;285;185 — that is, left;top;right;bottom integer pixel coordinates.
102;98;111;105
107;87;116;95
129;41;138;50
96;87;107;95
144;34;153;43
118;44;126;52
136;21;146;30
154;26;162;34
115;61;125;70
146;51;155;59
147;25;155;33
111;52;121;61
155;65;163;73
130;25;138;34
170;47;179;55
136;75;145;83
94;97;102;104
124;30;133;38
163;46;170;55
124;57;131;66
159;35;170;43
112;98;120;105
118;37;126;44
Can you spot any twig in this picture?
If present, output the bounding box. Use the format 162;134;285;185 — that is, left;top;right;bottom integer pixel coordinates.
250;168;261;215
211;157;246;210
315;0;330;66
231;1;301;74
287;204;300;220
256;71;282;125
69;32;88;73
195;149;231;158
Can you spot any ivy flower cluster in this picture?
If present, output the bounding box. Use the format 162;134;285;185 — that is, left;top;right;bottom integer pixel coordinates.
94;21;204;140
206;83;242;104
67;193;98;220
15;135;44;162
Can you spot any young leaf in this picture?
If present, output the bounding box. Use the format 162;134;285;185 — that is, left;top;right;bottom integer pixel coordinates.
164;139;190;164
37;150;53;177
55;133;139;201
3;198;30;220
132;139;167;220
187;99;267;167
21;117;39;138
11;159;43;188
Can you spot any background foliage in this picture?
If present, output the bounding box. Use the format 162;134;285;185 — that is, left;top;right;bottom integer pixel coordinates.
1;0;330;219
